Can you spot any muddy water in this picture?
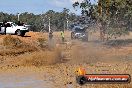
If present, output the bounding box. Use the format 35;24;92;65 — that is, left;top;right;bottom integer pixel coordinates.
0;71;55;88
0;64;75;88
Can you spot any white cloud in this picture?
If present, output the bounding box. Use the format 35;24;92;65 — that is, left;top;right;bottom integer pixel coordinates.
51;0;71;8
50;0;96;8
70;0;84;3
50;0;85;8
70;0;97;4
49;0;82;15
48;0;97;15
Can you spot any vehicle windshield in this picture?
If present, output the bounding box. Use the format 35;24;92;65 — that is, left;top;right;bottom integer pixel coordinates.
75;27;85;32
12;23;17;26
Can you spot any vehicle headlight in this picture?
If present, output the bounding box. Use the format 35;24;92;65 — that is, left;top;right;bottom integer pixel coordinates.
22;28;27;29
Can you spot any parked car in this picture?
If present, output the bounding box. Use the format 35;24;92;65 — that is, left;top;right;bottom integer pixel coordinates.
0;22;29;36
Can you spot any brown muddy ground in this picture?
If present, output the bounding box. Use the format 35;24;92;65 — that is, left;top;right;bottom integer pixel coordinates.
0;31;131;88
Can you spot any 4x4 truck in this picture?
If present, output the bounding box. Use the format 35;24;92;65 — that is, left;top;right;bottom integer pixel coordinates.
71;26;88;41
0;22;29;36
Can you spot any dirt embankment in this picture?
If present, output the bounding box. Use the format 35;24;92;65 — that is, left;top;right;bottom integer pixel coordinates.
0;32;63;68
0;35;37;56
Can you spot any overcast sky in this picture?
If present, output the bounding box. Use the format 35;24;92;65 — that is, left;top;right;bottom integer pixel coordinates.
0;0;97;14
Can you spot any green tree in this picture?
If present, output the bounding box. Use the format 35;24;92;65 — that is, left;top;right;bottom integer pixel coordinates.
73;0;132;40
0;9;77;32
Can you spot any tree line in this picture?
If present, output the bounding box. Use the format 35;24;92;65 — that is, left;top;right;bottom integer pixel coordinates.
0;8;78;32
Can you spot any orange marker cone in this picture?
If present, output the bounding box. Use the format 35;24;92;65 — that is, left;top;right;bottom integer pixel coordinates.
77;67;86;76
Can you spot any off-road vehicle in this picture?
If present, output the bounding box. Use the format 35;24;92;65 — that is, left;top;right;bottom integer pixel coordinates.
71;26;88;41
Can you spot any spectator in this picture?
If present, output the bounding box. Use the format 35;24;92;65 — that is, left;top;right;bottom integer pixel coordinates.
3;20;7;35
61;30;65;42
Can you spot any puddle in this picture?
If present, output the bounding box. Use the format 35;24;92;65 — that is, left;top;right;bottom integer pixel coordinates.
0;72;55;88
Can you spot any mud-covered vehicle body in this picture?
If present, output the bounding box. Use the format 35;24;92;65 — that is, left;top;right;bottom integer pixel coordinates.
71;26;88;41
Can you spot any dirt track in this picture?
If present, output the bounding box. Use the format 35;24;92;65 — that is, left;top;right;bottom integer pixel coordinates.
0;31;132;88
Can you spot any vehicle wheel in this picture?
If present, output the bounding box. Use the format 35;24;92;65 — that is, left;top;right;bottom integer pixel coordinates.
16;30;21;36
71;32;75;39
84;37;88;42
83;33;88;42
21;32;25;37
